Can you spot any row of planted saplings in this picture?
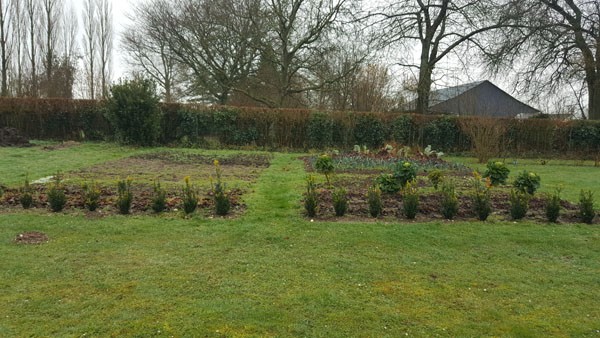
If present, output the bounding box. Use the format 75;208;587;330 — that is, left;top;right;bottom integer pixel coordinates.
305;160;597;224
8;160;232;216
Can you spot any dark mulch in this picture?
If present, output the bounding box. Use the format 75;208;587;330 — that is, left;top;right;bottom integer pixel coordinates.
0;127;31;147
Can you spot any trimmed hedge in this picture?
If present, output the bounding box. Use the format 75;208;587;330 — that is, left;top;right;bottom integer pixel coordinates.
1;98;599;157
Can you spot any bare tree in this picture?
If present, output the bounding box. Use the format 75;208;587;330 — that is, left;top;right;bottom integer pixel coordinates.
10;0;26;96
122;0;181;102
39;0;63;97
487;0;600;120
24;0;38;96
376;0;507;114
81;0;97;99
0;0;11;96
97;0;112;98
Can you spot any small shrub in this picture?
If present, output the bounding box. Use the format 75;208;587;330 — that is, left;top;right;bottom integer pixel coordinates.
579;190;595;224
116;178;133;215
440;181;459;220
304;175;318;217
315;154;334;186
332;187;348;217
82;181;101;211
212;160;230;216
545;188;561;223
182;176;198;215
427;169;445;190
376;174;401;194
47;173;67;212
151;181;167;213
509;189;529;220
402;181;419;220
472;173;492;221
367;185;383;218
394;161;417;188
484;161;510;186
20;175;33;209
513;171;541;195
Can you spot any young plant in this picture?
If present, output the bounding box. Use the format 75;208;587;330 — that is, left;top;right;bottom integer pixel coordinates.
545;188;562;223
212;160;231;216
484;161;510;186
82;181;101;211
151;180;167;213
116;178;133;215
304;175;318;217
509;189;529;220
315;154;335;186
332;187;348;217
579;190;595;224
427;169;445;190
402;181;419;220
47;172;67;212
394;161;417;188
367;185;383;218
20;175;33;209
440;180;459;220
513;171;541;195
471;172;492;221
182;176;198;215
376;174;401;194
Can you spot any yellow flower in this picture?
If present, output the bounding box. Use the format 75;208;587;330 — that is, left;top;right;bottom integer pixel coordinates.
213;159;219;166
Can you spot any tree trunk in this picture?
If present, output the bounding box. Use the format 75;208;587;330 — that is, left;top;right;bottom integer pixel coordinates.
416;48;433;114
588;78;600;120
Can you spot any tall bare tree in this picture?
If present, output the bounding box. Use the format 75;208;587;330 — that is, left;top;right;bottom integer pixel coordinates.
97;0;112;98
0;0;11;96
122;0;181;102
487;0;600;120
39;0;63;97
10;0;26;96
82;0;97;99
377;0;506;114
24;0;38;96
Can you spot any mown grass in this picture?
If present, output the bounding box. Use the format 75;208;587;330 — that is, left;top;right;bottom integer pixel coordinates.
0;144;599;336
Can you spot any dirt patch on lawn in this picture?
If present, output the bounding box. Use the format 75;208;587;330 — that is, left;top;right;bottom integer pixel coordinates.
14;231;48;245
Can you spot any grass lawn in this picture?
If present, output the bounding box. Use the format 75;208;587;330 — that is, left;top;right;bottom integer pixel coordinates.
0;143;599;337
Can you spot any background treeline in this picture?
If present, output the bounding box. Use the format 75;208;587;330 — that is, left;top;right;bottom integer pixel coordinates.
1;97;599;157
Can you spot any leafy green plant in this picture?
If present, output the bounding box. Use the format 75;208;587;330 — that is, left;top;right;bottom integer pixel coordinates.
376;174;401;194
304;175;318;217
484;161;510;186
394;161;417;188
47;172;67;212
212;160;231;216
367;185;383;218
20;175;33;209
545;188;562;223
427;169;445;190
514;171;541;195
509;189;529;220
182;176;198;215
82;181;101;212
579;190;595;224
354;114;387;149
332;187;348;217
151;180;167;213
315;154;334;186
116;178;133;215
402;181;419;220
105;78;162;146
440;181;459;220
471;172;492;221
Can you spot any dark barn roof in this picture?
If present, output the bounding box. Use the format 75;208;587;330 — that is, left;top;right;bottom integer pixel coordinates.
418;80;540;118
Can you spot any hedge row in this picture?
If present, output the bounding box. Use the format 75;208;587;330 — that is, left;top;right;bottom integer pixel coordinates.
1;98;599;156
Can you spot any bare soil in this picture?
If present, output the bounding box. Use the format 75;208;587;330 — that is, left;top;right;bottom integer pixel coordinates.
14;231;48;244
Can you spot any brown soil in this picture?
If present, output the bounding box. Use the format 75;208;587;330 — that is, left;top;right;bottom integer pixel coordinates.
14;231;48;244
0;127;31;147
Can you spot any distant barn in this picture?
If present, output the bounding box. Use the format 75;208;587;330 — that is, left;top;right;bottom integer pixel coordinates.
410;80;540;118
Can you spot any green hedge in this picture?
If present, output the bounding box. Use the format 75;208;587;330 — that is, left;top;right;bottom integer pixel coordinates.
1;98;599;157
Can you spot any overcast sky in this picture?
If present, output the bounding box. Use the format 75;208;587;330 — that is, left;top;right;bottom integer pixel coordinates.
110;0;138;78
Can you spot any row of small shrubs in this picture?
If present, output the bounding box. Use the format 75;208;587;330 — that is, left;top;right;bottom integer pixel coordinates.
2;94;600;155
12;162;231;216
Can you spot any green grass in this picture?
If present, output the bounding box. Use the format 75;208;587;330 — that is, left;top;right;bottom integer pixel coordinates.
0;144;599;336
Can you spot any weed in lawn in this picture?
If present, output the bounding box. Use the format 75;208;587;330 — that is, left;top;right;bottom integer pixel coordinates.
116;178;133;214
579;190;595;224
